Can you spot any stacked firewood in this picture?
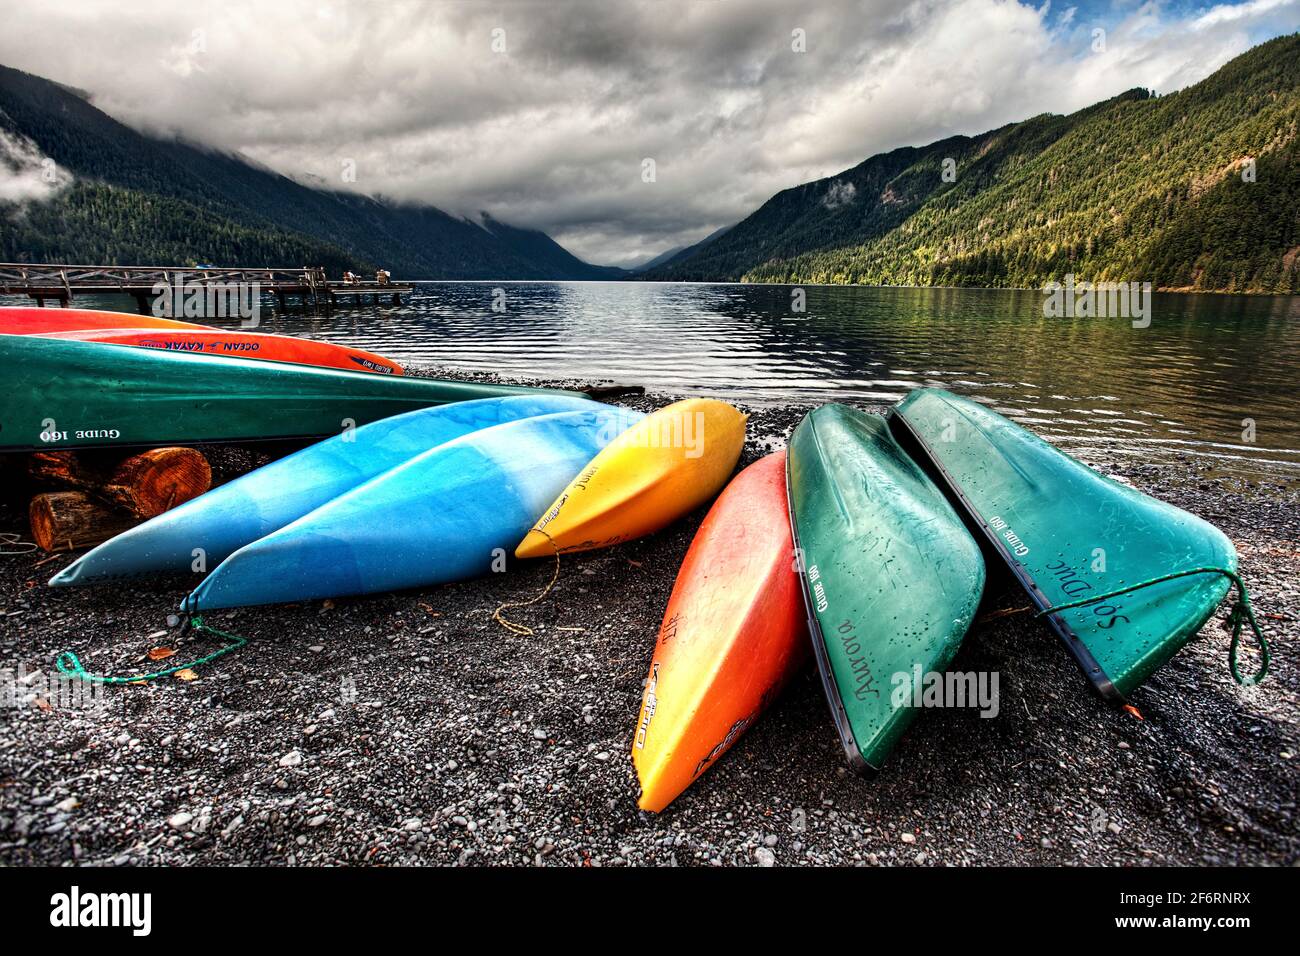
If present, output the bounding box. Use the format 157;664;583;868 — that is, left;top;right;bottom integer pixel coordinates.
27;448;211;552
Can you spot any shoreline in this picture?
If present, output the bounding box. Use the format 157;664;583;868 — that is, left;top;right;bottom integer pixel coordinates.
617;279;1297;297
1;370;1296;866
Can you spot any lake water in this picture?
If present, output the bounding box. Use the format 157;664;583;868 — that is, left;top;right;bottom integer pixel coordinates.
11;282;1300;477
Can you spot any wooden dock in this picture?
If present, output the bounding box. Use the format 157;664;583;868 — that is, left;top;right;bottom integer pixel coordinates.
0;263;413;312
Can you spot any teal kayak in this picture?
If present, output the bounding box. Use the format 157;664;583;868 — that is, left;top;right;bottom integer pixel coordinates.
184;405;642;610
0;334;580;451
50;395;607;586
891;388;1258;698
787;404;986;770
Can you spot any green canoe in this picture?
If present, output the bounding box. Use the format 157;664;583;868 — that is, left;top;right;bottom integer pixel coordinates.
0;334;581;451
787;404;986;770
891;388;1245;699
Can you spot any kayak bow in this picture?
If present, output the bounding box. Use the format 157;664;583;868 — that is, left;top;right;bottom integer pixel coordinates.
891;388;1257;697
516;398;747;558
787;404;986;770
634;452;807;812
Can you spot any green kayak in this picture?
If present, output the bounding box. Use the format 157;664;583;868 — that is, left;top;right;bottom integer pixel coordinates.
787;404;986;770
892;388;1257;699
0;334;580;451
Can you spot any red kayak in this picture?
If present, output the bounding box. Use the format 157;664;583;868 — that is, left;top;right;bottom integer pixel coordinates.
0;306;211;335
2;306;401;374
44;328;404;375
632;451;809;812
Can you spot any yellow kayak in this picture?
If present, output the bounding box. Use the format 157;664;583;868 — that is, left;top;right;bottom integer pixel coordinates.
515;398;747;558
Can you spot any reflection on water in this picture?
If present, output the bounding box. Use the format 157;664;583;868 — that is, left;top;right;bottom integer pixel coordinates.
11;283;1300;476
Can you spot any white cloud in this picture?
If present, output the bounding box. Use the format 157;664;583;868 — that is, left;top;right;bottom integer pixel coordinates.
0;0;1294;265
0;129;72;205
1194;0;1296;30
823;180;858;210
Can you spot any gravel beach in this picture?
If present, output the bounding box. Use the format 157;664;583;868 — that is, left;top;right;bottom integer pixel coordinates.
1;371;1296;867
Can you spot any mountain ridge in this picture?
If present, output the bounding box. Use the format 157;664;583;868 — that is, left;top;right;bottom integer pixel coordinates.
646;34;1300;293
0;62;618;280
3;35;1297;292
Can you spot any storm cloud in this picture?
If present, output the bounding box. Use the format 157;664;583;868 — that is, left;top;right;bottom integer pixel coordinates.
0;0;1295;266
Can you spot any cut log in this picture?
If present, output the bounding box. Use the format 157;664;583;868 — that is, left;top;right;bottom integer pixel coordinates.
28;451;99;492
28;447;211;519
104;447;211;518
29;491;138;553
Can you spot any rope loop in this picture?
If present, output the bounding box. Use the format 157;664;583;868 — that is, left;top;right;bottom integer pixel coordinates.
54;611;248;685
493;529;562;637
0;531;37;555
1035;566;1269;687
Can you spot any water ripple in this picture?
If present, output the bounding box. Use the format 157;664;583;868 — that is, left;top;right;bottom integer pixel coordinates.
27;282;1299;478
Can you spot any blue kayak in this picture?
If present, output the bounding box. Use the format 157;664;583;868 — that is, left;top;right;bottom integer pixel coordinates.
184;405;643;610
50;395;605;587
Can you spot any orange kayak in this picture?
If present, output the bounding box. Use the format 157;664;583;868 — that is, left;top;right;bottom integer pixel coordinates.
43;328;404;375
0;306;211;335
632;451;808;812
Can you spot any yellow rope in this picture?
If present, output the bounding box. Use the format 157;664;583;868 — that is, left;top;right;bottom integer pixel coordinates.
493;529;562;636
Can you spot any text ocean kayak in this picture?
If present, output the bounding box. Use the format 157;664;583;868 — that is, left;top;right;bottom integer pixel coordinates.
516;399;747;558
891;388;1245;698
44;328;403;375
0;334;581;451
185;406;644;610
787;404;986;770
0;306;211;335
50;395;609;587
634;452;807;812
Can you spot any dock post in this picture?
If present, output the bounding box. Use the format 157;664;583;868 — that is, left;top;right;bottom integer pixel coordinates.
132;291;153;315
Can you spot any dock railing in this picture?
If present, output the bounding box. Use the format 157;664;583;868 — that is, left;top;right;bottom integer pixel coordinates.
0;263;411;311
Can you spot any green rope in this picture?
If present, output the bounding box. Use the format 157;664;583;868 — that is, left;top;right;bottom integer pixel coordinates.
55;615;247;685
1035;566;1270;687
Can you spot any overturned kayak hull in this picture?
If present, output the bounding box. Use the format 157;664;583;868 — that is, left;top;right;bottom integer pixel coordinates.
891;388;1237;699
787;404;985;770
185;406;643;610
0;334;581;451
0;306;211;335
44;328;404;375
50;395;606;586
634;452;807;812
516;398;747;558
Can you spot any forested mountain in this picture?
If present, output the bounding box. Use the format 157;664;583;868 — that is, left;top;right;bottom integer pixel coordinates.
4;35;1297;291
0;63;622;279
648;34;1300;293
